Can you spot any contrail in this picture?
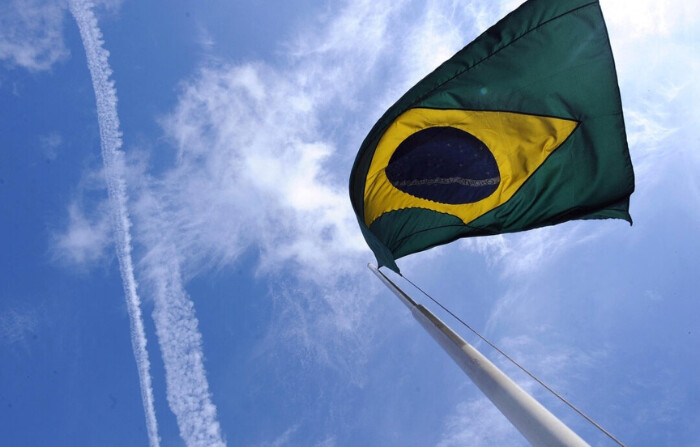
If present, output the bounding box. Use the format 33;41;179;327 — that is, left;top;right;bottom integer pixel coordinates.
70;2;226;445
69;1;160;446
143;244;226;447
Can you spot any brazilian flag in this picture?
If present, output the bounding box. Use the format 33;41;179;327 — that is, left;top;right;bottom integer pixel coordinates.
349;0;634;273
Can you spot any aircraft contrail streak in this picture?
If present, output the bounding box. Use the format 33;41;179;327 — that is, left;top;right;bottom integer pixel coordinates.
70;2;225;446
69;1;160;446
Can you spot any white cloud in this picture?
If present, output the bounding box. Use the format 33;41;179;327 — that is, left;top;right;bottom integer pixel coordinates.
148;0;527;290
141;0;512;380
139;2;404;368
52;201;111;266
29;0;700;444
0;0;69;71
140;0;645;400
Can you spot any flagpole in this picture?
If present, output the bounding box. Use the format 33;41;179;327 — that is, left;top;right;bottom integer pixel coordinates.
369;264;589;447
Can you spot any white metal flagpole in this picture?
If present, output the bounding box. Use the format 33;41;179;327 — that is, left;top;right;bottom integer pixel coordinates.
369;264;589;447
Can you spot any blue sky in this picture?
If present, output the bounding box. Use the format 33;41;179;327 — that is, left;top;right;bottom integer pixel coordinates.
1;0;699;446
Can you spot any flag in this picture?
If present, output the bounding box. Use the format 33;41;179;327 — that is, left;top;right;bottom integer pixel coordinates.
349;0;634;273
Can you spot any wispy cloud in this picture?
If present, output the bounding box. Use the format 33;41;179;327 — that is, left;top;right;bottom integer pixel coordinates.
0;0;69;71
131;2;540;442
58;0;700;445
603;0;700;192
139;2;400;375
68;1;160;446
52;201;111;267
426;330;591;444
142;0;510;365
494;334;607;397
257;424;299;447
0;308;39;347
459;222;615;279
436;397;525;447
602;0;700;39
435;333;608;447
39;132;62;161
314;437;336;447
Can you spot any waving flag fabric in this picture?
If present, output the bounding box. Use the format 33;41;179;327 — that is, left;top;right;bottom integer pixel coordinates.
349;0;634;273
